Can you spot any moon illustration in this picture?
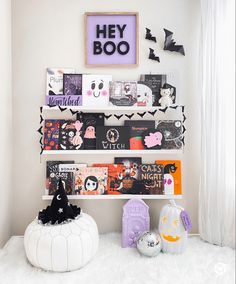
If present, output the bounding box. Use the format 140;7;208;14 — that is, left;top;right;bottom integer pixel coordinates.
56;195;61;200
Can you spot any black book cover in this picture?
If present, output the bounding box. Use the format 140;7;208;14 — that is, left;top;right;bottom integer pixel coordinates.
109;81;137;106
139;164;164;194
114;157;142;194
46;161;74;195
43;120;60;150
124;120;155;150
140;74;166;106
77;112;104;150
96;126;130;150
156;120;183;149
59;120;84;150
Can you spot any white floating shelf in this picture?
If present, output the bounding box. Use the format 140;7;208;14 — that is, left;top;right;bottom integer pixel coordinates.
42;149;183;155
42;194;182;200
42;105;180;112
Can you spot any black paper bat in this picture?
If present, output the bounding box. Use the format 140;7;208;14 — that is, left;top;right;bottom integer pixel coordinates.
58;106;67;112
70;109;79;116
47;104;56;108
149;48;160;62
114;114;123;120
37;126;43;135
159;107;168;113
170;105;178;109
104;114;112;120
181;137;185;146
137;112;146;118
145;28;156;42
148;110;157;116
182;106;185;113
39;137;43;145
182;125;186;134
163;29;185;56
40;115;44;124
125;113;135;119
40;106;43;114
183;114;187;122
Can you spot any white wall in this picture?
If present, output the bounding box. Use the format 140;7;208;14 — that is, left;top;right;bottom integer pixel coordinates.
0;0;12;247
12;0;200;235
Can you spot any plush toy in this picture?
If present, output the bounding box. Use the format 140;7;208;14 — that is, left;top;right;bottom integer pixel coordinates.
159;83;176;108
159;200;191;254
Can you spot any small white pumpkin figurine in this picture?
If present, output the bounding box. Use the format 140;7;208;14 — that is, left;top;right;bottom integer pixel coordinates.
159;200;188;254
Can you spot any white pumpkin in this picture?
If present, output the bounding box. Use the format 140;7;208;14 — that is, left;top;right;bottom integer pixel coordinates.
158;200;187;254
24;213;99;272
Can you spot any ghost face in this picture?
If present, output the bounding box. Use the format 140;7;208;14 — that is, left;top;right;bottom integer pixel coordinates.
137;84;152;106
163;174;174;195
84;176;98;192
87;79;107;98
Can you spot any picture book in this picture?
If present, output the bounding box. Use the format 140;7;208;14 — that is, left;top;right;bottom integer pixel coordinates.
109;81;137;106
43;120;60;150
46;68;81;106
59;163;87;172
139;164;164;194
156;120;183;149
137;81;153;107
46;161;74;195
77;112;104;150
155;160;182;195
124;120;155;150
93;164;125;194
59;120;84;150
82;75;112;107
62;74;82;105
74;167;108;195
140;74;166;106
96;126;130;150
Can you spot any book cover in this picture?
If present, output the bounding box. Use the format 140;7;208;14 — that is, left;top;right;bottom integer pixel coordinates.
155;160;182;195
124;120;155;150
46;68;81;106
114;157;142;193
140;74;166;106
46;161;74;195
74;167;108;195
156;120;183;149
43;120;60;150
137;81;153;107
59;120;84;150
77;112;104;150
82;75;112;107
139;164;164;194
96;126;130;150
62;74;82;106
93;164;125;194
109;81;137;106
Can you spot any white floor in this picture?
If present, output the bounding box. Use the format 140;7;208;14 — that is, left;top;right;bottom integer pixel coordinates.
0;234;234;284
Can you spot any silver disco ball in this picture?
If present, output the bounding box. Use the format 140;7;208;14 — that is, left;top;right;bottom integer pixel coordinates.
137;231;162;257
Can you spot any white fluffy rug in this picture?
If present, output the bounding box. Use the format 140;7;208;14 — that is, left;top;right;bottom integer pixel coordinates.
0;234;234;284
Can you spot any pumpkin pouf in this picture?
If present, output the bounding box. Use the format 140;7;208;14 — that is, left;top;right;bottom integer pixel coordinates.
159;200;189;254
24;179;99;272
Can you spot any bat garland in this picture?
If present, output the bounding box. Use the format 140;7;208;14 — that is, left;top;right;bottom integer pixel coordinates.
114;114;123;120
125;113;135;119
148;110;157;116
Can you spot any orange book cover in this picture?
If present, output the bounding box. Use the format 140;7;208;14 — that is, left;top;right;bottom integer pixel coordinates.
93;164;125;194
155;160;182;195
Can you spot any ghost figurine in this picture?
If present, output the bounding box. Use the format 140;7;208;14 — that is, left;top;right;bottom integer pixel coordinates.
159;83;175;108
137;84;152;107
163;174;174;195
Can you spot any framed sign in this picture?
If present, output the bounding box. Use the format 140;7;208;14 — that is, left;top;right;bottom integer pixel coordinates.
84;12;139;67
